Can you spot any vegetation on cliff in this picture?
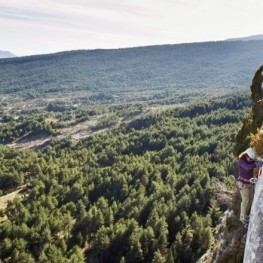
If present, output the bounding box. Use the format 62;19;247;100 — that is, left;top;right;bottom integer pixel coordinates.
208;64;263;263
235;65;263;155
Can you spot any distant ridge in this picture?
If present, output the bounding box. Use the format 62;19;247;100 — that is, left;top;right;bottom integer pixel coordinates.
1;40;263;98
226;34;263;41
0;50;16;59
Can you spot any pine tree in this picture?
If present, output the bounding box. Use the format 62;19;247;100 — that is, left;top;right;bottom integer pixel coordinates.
208;198;222;227
152;249;166;263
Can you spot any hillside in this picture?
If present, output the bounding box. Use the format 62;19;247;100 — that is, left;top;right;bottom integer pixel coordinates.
197;64;263;263
226;34;263;41
1;40;263;106
0;94;252;262
0;39;262;262
0;50;16;59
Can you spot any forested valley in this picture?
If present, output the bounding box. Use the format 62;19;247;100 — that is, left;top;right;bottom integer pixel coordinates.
0;93;251;263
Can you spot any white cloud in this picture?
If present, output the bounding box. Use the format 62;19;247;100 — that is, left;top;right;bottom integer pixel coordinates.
0;0;263;56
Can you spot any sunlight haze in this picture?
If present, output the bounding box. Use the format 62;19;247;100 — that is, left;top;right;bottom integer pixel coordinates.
0;0;262;56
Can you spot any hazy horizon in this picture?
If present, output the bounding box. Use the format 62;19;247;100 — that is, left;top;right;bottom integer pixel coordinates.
1;0;263;56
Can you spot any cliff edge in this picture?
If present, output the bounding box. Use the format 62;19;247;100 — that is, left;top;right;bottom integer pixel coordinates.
243;171;263;262
199;64;263;263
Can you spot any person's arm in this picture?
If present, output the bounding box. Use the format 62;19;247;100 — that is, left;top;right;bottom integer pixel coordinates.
239;159;256;172
238;152;246;159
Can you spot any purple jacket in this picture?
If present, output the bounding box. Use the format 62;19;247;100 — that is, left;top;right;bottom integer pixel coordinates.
238;159;256;184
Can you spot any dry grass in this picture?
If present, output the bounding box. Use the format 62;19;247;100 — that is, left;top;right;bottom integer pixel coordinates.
0;186;27;222
0;185;26;210
249;128;263;156
212;178;235;209
198;178;247;263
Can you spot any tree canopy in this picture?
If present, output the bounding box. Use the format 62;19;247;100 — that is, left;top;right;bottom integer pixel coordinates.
0;94;250;262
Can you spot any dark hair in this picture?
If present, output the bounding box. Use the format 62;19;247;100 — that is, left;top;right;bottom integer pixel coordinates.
239;152;253;161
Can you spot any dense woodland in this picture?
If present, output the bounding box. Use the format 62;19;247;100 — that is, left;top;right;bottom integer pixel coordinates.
1;40;263;105
0;94;252;262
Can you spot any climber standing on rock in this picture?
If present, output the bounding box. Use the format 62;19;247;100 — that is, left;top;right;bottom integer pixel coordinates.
237;148;263;228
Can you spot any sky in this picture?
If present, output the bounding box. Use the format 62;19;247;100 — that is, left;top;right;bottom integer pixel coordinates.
0;0;263;56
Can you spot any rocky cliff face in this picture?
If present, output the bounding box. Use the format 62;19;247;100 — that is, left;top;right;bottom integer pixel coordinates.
222;65;263;262
243;171;263;263
199;64;263;263
241;65;263;263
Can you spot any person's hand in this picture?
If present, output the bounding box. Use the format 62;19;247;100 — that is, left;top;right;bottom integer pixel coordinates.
256;160;263;167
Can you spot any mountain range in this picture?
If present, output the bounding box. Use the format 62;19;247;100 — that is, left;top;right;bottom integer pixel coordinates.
0;50;16;59
226;34;263;41
1;39;263;103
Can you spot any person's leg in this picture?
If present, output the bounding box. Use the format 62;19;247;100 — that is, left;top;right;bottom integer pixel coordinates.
239;185;251;224
244;186;255;224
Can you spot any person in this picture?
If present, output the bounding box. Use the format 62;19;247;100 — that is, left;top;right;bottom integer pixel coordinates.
237;148;262;227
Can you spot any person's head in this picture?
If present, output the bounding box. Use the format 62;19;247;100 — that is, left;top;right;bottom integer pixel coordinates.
243;148;256;162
